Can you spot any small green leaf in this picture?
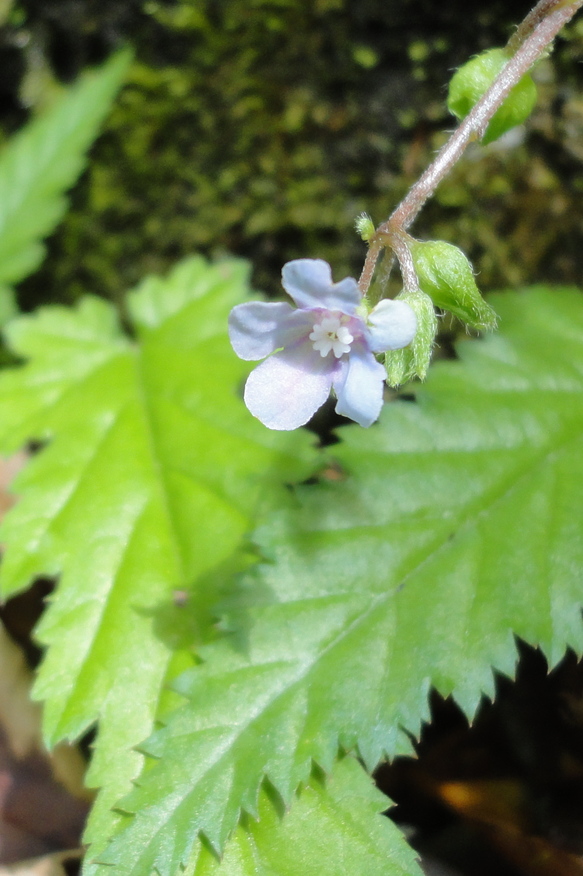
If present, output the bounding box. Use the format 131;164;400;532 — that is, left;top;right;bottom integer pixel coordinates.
447;47;537;145
384;289;437;384
0;256;316;859
410;239;497;330
101;287;583;875
0;49;130;287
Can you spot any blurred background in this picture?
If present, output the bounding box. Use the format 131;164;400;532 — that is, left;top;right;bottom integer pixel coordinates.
0;0;580;309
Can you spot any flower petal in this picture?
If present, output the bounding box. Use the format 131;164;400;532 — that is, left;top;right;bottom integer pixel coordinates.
282;259;361;313
244;342;334;430
332;345;386;427
367;299;417;352
229;301;310;360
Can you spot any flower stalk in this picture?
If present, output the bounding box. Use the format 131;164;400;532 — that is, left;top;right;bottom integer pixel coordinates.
359;0;583;296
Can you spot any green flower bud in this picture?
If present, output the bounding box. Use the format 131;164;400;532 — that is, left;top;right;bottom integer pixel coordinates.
410;240;497;331
385;290;437;386
447;48;537;145
355;212;376;242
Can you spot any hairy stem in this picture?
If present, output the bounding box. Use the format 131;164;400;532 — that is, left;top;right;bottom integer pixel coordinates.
358;239;382;302
508;0;580;52
386;5;580;232
358;0;583;295
383;233;420;293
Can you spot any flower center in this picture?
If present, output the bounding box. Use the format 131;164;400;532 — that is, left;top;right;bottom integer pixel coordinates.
309;314;354;358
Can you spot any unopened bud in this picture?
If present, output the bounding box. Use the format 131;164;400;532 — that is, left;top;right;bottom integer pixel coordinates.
410;240;497;331
448;48;537;145
355;213;376;242
385;290;437;386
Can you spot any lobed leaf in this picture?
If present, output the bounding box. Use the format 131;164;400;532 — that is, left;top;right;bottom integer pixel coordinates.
0;256;316;855
102;287;583;875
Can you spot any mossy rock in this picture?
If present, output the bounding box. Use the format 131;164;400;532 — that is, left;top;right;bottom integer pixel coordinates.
0;0;581;308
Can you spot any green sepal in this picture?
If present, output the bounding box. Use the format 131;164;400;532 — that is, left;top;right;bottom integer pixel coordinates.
384;290;436;385
410;239;497;331
447;47;537;145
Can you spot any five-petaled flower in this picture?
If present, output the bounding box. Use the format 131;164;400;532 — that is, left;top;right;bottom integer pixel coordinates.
228;259;417;430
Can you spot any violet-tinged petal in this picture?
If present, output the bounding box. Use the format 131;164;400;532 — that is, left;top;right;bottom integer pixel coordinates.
332;344;386;427
367;298;417;352
229;301;310;361
244;343;334;430
282;259;361;314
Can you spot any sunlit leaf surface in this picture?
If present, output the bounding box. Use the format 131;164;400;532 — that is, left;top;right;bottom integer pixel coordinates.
0;256;316;853
102;287;583;874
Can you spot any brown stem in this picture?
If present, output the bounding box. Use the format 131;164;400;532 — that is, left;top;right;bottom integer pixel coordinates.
386;5;580;234
359;0;583;296
383;232;420;294
358;240;382;297
508;0;580;52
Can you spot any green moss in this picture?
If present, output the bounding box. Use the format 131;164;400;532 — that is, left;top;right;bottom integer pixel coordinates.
1;0;581;309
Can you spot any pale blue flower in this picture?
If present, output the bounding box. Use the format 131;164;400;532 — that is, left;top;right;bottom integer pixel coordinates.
229;259;417;430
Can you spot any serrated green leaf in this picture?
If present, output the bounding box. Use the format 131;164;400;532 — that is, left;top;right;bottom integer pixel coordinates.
0;256;316;855
447;47;537;145
103;286;583;875
0;49;130;288
187;758;420;876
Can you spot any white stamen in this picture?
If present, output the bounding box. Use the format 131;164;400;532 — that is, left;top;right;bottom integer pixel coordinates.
309;314;354;358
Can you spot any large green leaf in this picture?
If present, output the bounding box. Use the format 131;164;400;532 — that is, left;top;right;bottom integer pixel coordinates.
101;286;583;874
0;49;130;292
188;758;420;876
0;256;315;851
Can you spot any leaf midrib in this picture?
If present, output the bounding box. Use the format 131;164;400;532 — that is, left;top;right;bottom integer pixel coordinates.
136;407;583;851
